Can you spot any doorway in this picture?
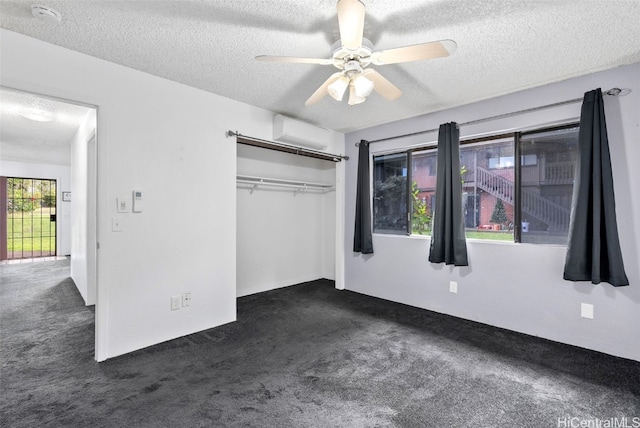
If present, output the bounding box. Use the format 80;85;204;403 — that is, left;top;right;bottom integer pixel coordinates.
1;86;98;357
2;177;57;260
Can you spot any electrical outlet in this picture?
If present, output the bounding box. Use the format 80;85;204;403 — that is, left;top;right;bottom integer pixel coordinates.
449;281;458;293
182;292;191;307
171;295;181;311
581;303;594;319
111;216;123;232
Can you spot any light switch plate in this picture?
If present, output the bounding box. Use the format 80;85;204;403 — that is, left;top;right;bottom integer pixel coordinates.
171;295;181;311
117;197;129;213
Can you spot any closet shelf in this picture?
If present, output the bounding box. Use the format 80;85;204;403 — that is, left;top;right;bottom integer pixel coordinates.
236;175;335;194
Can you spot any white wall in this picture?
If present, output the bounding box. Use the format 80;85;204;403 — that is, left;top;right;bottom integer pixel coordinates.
1;29;280;360
345;62;640;362
236;144;338;297
70;109;97;305
322;164;337;280
0;159;71;256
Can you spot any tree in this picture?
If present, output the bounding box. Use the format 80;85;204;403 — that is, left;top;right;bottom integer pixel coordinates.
8;178;37;213
374;175;407;230
411;182;431;234
490;199;508;224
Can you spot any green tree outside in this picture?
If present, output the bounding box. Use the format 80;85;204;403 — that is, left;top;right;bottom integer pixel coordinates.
411;181;431;235
490;199;508;225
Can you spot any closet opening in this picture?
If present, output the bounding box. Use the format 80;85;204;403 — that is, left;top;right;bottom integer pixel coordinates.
236;142;338;297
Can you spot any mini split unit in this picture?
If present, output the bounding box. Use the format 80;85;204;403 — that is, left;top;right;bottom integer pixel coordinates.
273;115;330;150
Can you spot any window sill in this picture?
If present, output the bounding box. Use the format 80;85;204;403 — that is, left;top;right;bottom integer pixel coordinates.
372;232;567;248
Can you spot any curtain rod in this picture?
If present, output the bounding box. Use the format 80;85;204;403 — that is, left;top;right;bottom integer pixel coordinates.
226;131;349;162
357;87;627;146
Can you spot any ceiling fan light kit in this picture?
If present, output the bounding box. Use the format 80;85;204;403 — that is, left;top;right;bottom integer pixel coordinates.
348;84;366;106
256;0;456;106
353;74;374;98
328;75;350;101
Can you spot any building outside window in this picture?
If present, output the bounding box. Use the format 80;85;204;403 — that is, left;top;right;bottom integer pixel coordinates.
372;124;579;245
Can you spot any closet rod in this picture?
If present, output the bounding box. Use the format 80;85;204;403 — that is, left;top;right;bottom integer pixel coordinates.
357;87;627;146
237;181;334;193
237;175;334;188
236;175;335;193
227;131;349;162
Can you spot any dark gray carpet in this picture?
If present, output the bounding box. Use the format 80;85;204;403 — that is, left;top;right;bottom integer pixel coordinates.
1;259;639;427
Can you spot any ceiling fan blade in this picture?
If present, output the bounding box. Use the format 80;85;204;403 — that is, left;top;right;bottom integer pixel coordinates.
371;40;457;65
363;69;402;101
337;0;365;50
305;73;343;106
256;55;333;65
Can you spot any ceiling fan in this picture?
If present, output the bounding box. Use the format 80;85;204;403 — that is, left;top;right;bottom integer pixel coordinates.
256;0;457;106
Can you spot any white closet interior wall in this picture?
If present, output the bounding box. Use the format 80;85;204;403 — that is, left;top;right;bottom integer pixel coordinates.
236;144;336;297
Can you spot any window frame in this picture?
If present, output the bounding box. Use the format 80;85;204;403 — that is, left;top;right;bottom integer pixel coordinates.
372;122;579;243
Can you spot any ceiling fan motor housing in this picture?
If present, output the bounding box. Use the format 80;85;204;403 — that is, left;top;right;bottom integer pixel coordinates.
344;60;364;75
331;38;374;70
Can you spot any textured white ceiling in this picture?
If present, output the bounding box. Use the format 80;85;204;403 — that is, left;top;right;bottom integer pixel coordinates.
1;0;640;135
0;87;93;165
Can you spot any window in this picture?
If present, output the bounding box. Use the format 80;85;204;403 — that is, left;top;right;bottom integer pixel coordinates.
411;149;437;235
521;154;537;166
519;126;578;244
460;137;515;241
372;124;579;245
488;145;515;169
373;153;407;234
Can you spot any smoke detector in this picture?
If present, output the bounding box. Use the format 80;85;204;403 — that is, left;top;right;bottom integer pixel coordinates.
31;4;62;24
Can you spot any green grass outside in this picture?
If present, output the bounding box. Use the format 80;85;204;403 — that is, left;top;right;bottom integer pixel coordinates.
413;229;514;241
465;230;513;241
7;209;56;252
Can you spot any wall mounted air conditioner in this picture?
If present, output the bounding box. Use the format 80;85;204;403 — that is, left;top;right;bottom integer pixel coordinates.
273;114;329;150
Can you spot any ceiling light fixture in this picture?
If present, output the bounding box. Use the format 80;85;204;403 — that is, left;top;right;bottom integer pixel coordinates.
21;108;54;122
328;75;350;101
347;84;366;106
329;60;375;106
257;0;457;107
352;73;374;98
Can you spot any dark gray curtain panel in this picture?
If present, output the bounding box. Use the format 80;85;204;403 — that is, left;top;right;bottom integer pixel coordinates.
429;123;468;266
563;89;629;287
354;140;373;254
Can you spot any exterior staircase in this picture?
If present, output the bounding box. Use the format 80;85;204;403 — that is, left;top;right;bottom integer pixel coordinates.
474;166;571;233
